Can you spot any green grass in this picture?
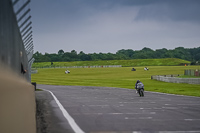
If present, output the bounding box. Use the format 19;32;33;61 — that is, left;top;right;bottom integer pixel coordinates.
32;58;190;68
36;89;43;91
31;65;200;97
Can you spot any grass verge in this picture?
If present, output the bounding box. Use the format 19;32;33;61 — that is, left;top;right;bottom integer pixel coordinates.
36;89;43;91
32;58;190;68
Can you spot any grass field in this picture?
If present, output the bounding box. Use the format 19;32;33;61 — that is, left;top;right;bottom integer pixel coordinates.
31;65;200;97
32;58;190;68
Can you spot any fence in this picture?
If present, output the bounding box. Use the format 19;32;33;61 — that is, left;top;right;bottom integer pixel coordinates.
0;0;34;81
184;69;200;77
32;65;122;69
31;69;38;73
0;1;36;133
151;75;200;84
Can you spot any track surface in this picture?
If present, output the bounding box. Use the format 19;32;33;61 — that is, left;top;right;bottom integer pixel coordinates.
37;84;200;133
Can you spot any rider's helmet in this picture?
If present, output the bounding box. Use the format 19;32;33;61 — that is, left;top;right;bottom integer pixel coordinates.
137;80;140;83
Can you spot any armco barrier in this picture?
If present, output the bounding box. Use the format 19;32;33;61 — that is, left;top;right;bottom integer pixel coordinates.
32;65;122;69
151;75;200;84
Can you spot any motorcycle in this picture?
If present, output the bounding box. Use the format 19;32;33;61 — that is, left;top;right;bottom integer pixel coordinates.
138;88;144;97
136;82;144;97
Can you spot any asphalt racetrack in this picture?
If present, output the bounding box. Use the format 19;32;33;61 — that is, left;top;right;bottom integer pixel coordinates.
37;84;200;133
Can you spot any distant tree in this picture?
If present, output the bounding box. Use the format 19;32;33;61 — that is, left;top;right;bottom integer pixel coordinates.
33;47;200;63
115;53;129;60
79;51;92;61
79;51;85;55
70;50;79;60
133;51;148;59
49;54;59;62
33;51;43;62
155;48;168;58
71;50;77;55
62;52;72;61
164;50;174;58
58;49;64;55
33;51;50;62
194;53;200;61
132;47;155;59
90;53;99;61
116;49;134;59
189;47;200;62
141;47;154;52
105;53;116;60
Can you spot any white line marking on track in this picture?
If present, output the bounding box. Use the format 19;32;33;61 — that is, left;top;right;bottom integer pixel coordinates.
158;131;200;133
184;119;200;121
125;117;153;120
132;131;200;133
88;105;109;107
44;89;85;133
145;91;200;98
73;112;157;115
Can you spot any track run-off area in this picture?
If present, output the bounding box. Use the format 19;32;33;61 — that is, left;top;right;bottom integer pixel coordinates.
37;84;200;133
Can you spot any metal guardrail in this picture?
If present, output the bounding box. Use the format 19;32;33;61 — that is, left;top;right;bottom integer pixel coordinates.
151;75;200;84
32;65;122;69
31;69;38;74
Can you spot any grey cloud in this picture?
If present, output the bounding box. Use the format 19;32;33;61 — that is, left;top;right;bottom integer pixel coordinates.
58;0;200;24
135;0;200;23
31;0;200;54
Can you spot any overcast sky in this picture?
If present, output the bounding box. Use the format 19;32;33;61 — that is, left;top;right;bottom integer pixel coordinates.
30;0;200;54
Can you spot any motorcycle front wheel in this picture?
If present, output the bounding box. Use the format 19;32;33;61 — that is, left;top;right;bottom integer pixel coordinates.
139;89;144;97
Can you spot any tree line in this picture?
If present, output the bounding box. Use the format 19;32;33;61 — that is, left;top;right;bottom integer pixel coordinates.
33;47;200;64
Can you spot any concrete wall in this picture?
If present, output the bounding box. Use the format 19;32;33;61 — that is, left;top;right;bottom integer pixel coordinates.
151;75;200;84
0;0;36;133
0;66;36;133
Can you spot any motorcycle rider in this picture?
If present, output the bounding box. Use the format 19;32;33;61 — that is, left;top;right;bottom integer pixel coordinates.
135;80;144;93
